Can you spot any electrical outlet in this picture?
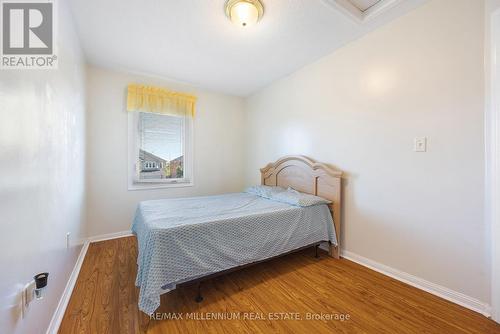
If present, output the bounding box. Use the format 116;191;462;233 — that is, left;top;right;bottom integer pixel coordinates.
66;232;71;249
21;280;35;317
414;137;427;152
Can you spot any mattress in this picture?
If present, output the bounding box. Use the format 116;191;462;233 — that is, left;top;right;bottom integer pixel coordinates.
132;192;337;314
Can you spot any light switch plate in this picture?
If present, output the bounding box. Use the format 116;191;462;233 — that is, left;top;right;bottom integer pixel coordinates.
414;137;427;152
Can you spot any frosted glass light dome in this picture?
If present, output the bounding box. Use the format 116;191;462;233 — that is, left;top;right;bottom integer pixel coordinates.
225;0;264;27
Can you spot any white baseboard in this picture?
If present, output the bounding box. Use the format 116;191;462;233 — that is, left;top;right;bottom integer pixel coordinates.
341;250;491;317
46;241;90;334
88;230;133;243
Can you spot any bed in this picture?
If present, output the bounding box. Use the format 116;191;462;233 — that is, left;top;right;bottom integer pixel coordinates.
132;156;343;315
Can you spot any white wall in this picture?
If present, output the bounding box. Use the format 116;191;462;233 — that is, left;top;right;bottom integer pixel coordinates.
245;0;489;305
0;2;87;333
85;66;246;237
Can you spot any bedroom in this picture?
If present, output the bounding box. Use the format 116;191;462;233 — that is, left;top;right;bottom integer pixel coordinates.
0;0;499;333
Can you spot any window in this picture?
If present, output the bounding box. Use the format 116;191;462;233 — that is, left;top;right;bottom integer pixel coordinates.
128;111;193;189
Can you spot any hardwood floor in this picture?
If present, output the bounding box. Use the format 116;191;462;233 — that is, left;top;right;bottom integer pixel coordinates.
59;237;500;334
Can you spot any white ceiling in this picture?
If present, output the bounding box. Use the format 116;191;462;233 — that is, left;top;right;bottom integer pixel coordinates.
68;0;426;96
350;0;382;11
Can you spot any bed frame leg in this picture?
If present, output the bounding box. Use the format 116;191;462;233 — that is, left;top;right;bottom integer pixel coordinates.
195;282;203;303
315;244;319;258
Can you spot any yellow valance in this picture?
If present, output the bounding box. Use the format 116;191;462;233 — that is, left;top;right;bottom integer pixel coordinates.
127;84;197;117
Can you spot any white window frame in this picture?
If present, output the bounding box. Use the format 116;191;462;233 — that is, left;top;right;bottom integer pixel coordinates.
128;111;194;190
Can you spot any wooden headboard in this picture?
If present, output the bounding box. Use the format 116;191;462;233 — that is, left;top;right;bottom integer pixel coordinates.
260;156;343;259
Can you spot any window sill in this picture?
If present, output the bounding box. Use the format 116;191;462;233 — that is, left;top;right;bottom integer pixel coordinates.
128;181;194;191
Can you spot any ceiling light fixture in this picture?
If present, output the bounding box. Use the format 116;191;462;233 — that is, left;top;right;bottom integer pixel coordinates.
225;0;264;27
